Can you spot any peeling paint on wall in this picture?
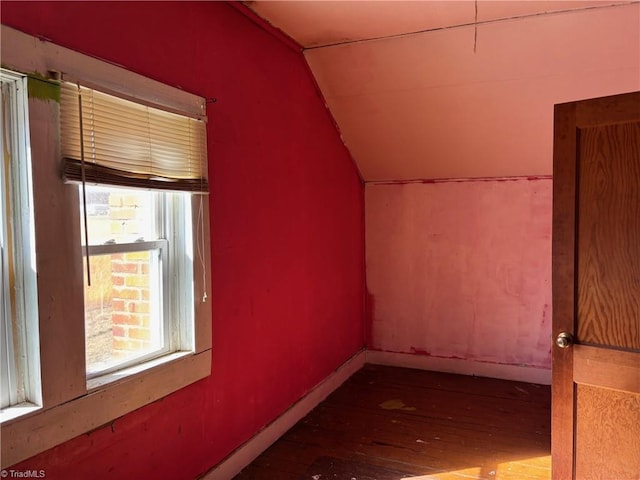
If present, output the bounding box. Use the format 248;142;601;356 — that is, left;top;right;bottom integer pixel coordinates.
364;289;375;347
27;74;60;103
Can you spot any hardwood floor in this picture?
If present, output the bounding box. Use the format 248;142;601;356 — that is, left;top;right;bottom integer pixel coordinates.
234;364;551;480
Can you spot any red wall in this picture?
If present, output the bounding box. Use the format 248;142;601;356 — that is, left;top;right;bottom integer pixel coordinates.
1;2;365;478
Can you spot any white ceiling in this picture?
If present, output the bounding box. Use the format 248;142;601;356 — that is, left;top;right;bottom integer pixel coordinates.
245;1;640;181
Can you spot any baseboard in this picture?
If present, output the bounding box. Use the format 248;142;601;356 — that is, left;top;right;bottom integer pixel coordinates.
201;349;367;480
366;350;552;385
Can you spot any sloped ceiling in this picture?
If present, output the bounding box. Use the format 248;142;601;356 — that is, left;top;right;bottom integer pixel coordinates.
245;1;640;181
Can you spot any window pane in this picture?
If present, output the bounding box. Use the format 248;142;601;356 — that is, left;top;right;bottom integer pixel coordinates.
1;246;12;408
81;185;168;377
81;185;158;246
84;249;165;376
1;81;15;408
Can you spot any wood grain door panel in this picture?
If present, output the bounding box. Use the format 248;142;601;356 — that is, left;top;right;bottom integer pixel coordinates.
577;122;640;351
575;385;640;479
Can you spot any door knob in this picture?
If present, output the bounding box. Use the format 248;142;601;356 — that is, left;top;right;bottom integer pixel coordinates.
556;332;573;349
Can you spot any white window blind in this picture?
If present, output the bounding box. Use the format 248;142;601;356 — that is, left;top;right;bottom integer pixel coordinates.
60;82;208;193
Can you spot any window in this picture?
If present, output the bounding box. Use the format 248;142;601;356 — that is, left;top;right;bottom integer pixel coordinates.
0;25;212;468
0;69;41;414
80;185;198;380
59;80;207;382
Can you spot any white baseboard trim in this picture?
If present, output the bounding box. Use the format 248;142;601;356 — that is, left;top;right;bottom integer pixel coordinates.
366;350;552;385
201;349;367;480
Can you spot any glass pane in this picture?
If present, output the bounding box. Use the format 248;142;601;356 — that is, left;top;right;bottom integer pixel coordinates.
1;80;17;407
84;249;164;376
80;185;157;245
1;84;10;407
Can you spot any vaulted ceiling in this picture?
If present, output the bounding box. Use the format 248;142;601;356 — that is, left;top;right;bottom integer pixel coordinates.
245;1;640;181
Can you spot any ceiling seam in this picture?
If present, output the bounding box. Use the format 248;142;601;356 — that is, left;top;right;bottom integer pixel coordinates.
302;1;639;51
366;175;554;186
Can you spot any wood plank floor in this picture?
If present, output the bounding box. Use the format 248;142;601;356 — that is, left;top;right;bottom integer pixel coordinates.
234;364;551;480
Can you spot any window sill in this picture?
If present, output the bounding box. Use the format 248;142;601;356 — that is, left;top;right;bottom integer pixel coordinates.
0;348;211;468
0;402;41;424
86;350;195;391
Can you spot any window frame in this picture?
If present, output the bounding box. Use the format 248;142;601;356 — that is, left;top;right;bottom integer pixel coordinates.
0;25;212;469
0;69;42;415
79;184;181;381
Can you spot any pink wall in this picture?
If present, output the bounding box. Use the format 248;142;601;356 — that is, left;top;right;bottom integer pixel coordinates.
1;2;364;478
366;179;552;370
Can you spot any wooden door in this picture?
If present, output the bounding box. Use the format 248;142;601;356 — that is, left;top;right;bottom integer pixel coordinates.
552;91;640;480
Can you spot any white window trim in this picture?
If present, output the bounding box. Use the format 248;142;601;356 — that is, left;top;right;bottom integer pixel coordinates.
0;26;212;468
0;69;41;415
